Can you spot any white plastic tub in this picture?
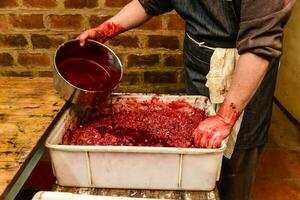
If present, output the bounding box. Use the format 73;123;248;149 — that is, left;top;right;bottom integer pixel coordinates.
45;94;225;191
32;191;162;200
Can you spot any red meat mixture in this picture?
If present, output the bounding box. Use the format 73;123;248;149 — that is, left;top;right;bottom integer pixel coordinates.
62;97;208;148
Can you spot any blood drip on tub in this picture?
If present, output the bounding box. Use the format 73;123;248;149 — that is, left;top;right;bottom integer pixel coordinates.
62;97;208;148
58;58;119;92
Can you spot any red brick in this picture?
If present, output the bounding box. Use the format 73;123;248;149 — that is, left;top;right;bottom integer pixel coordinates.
9;14;44;29
120;72;142;85
0;70;33;77
161;86;186;94
18;53;50;67
23;0;57;8
49;15;84;30
67;34;81;40
0;0;17;8
0;53;14;66
64;0;98;8
38;71;53;77
147;35;180;50
139;17;162;30
0;15;8;31
89;15;112;28
164;54;183;67
168;14;185;30
144;71;177;83
178;70;185;84
105;0;131;7
31;34;65;49
109;35;139;48
0;34;28;48
127;54;159;67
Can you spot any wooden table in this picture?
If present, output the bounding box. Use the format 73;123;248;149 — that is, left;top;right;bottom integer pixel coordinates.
0;77;65;200
0;77;219;200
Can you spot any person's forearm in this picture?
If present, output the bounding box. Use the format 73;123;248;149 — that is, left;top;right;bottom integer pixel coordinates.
104;0;152;31
221;52;270;119
77;0;151;45
193;52;270;148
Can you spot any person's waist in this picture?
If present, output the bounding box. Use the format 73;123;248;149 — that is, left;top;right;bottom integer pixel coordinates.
186;33;236;49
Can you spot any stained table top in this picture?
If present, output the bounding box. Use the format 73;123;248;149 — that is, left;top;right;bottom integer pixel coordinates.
0;77;65;199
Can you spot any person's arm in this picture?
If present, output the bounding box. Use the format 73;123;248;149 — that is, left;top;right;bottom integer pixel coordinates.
193;0;295;148
77;0;151;46
194;53;268;148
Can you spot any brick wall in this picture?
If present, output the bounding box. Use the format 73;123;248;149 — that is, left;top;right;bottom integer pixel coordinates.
0;0;186;93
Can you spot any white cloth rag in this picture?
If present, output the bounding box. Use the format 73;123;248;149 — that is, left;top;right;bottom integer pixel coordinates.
206;48;244;159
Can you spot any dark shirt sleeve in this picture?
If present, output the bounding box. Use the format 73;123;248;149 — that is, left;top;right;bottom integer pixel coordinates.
237;0;296;59
138;0;173;16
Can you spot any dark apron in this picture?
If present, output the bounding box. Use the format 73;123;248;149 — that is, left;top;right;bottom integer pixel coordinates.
183;33;280;149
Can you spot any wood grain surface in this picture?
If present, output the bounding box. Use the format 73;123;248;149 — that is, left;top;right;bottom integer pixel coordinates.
0;77;64;198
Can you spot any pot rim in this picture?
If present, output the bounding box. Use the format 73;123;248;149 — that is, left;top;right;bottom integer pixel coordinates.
53;39;123;93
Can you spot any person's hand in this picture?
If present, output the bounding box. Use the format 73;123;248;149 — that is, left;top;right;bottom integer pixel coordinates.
193;101;240;148
77;22;124;46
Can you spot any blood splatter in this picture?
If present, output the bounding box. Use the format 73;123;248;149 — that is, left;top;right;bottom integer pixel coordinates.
95;22;124;43
229;102;236;110
218;101;240;124
62;97;208;148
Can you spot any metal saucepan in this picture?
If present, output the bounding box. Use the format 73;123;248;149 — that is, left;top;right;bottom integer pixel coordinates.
53;39;123;106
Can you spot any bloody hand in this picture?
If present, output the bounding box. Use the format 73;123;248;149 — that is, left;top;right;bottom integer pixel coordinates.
193;101;240;148
77;22;124;46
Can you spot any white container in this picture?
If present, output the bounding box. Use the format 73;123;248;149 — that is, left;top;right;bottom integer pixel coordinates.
45;94;225;191
32;191;163;200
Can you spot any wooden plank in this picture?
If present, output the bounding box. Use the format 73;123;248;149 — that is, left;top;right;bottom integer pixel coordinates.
0;77;65;199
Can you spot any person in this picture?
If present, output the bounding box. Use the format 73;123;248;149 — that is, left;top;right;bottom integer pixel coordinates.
77;0;295;199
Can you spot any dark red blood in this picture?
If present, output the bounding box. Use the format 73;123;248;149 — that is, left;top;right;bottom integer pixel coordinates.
95;22;124;43
58;57;120;92
217;101;240;126
229;102;236;110
62;97;208;148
